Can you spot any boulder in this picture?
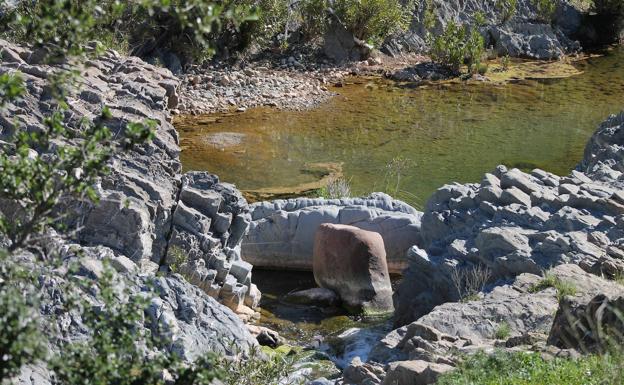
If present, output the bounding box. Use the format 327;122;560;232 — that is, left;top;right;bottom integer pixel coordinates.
323;19;371;63
313;224;394;315
381;360;453;385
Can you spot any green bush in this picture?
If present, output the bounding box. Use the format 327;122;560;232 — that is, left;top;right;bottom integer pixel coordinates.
1;0;256;65
437;350;624;385
494;322;511;340
496;0;518;22
0;252;47;382
532;0;559;22
300;0;415;46
429;21;485;73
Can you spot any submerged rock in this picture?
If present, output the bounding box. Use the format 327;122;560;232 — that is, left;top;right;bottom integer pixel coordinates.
285;287;341;308
313;224;394;315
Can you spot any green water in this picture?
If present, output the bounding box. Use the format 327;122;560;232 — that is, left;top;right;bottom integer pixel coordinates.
178;48;624;208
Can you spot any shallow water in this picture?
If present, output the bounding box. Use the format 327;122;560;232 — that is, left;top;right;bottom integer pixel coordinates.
177;48;624;208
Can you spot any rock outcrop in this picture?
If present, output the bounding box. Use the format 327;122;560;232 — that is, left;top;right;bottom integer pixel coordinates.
0;39;181;265
0;39;258;310
371;265;624;367
0;40;260;384
383;0;582;60
243;193;422;273
313;224;394;315
394;112;624;326
166;171;258;312
14;246;257;385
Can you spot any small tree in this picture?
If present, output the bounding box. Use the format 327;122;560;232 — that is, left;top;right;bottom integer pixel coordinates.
429;21;485;74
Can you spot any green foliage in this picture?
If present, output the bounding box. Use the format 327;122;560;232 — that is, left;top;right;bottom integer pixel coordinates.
125;0;257;64
168;246;189;274
300;0;415;46
500;54;511;71
0;94;156;252
1;0;256;65
49;262;170;385
476;62;489;75
496;0;518;23
218;345;298;385
227;0;290;47
437;350;624;385
0;73;25;107
429;21;485;73
423;0;437;31
532;0;559;22
473;11;487;27
494;322;511;340
383;156;415;198
0;252;47;383
529;273;577;301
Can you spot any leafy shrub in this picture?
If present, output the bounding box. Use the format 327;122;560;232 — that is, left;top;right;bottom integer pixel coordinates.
437;350;624;385
422;0;437;30
473;11;487;27
496;0;518;23
0;252;47;382
500;54;511;71
532;0;559;22
1;0;256;65
429;21;485;73
300;0;415;46
494;322;511;340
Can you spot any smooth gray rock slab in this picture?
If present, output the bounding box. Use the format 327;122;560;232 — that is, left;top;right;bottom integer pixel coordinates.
243;193;422;273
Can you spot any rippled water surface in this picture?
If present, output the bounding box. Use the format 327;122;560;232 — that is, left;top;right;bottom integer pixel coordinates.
178;48;624;208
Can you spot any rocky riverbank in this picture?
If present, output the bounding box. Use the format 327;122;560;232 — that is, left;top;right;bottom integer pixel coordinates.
0;40;264;384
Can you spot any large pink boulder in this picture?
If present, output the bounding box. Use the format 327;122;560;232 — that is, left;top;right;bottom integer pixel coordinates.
313;223;394;315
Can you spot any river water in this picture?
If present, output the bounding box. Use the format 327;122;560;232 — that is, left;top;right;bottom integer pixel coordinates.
178;47;624;209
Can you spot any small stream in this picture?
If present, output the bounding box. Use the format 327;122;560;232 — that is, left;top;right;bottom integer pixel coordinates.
254;270;394;379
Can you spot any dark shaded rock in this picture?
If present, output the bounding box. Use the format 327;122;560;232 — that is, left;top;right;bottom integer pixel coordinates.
284;287;341;308
548;294;624;352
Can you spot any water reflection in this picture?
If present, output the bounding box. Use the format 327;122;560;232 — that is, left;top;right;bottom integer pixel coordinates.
178;48;624;208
